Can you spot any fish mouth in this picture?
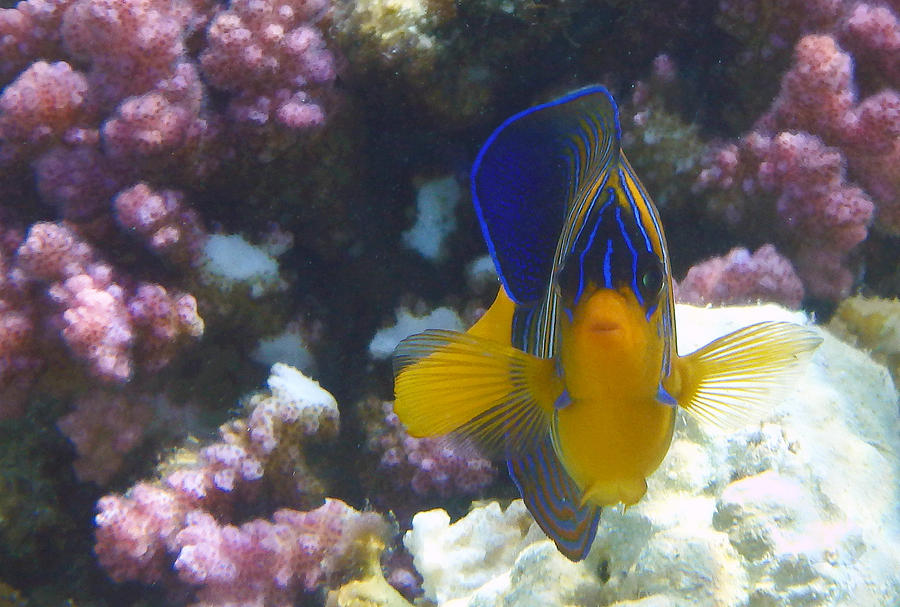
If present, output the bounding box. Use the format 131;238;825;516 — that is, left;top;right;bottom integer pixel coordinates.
588;320;621;334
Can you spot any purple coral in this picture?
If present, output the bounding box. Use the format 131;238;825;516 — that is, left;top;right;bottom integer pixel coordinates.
365;399;496;504
200;0;336;129
0;60;89;155
113;183;206;265
57;390;154;483
92;366;382;605
0;0;338;417
5;222;204;386
676;245;805;309
173;501;385;606
696;15;900;299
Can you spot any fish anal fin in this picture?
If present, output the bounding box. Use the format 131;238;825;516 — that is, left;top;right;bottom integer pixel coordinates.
674;321;822;430
393;329;560;457
508;437;601;561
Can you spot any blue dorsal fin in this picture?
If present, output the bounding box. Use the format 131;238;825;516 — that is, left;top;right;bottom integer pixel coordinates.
507;436;601;561
472;85;621;306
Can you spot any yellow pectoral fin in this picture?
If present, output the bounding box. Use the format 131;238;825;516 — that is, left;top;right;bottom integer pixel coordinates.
392;329;561;456
673;321;823;429
467;286;517;344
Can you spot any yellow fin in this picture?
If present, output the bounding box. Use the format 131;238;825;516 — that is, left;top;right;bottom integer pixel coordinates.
393;329;560;456
467;286;516;344
675;321;822;429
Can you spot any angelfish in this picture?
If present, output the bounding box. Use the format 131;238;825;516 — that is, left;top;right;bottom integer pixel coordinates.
391;86;821;561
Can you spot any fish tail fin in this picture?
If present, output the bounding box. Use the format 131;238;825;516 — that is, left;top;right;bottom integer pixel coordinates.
508;437;601;561
392;330;560;456
676;321;822;429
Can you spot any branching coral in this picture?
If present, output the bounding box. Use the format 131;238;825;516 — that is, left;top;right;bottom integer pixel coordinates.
698;2;900;300
92;364;387;605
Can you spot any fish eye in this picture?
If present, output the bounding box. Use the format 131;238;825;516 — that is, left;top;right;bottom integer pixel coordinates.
637;254;665;303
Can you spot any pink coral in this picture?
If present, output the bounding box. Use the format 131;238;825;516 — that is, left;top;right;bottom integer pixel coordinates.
701;2;900;303
114;183;206;264
57;390;154;483
0;0;338;418
366;399;496;504
10;222;205;384
200;0;335;128
759;34;856;142
51;272;134;381
699;131;873;300
0;61;90;155
0;0;74;84
14;221;93;282
95;482;191;583
60;0;191;106
697;15;900;299
173;501;385;606
677;245;805;308
93;368;382;604
103;75;202;159
128;284;205;372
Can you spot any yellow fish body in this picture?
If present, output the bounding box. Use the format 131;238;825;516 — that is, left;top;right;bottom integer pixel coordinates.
392;86;821;561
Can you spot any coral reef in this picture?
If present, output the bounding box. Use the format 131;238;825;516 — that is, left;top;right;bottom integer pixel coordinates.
1;0;899;604
676;245;805;308
404;304;900;607
0;0;340;435
828;295;900;384
697;2;900;300
93;364;392;604
56;389;154;484
0;221;204;417
360;397;496;516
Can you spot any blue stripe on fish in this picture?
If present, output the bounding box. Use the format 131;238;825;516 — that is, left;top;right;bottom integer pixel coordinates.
602;238;613;287
613;205;642;305
507;436;601;561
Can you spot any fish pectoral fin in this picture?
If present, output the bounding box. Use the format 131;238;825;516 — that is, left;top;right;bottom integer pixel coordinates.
677;321;823;429
392;329;560;456
508;437;601;562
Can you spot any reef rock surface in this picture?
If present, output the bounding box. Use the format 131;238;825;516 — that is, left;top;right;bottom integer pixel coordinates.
404;304;900;607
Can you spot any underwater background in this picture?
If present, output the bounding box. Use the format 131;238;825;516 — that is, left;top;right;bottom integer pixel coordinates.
0;0;898;605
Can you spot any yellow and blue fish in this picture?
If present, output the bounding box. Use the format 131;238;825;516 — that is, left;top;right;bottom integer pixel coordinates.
391;86;822;561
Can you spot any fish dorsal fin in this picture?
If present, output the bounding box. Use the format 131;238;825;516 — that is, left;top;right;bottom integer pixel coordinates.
472;85;621;309
507;435;601;561
392;329;560;457
677;321;823;429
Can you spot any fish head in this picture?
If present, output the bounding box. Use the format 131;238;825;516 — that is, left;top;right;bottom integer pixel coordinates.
554;166;674;399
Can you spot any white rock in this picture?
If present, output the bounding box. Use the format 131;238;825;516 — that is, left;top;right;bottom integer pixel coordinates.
404;501;544;605
368;306;464;359
200;233;286;297
402;175;462;261
404;304;900;607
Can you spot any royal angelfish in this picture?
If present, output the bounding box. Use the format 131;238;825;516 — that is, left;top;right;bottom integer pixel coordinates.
392;86;822;561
